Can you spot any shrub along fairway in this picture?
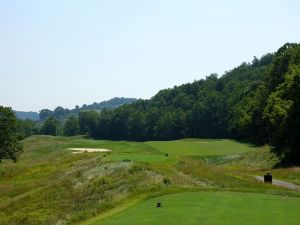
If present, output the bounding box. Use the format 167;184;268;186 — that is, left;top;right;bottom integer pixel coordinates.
0;135;299;225
88;191;300;225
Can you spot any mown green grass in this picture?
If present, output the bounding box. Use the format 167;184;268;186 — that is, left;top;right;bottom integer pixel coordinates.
66;137;256;158
108;153;168;163
87;191;300;225
0;135;299;225
66;137;257;163
147;139;256;156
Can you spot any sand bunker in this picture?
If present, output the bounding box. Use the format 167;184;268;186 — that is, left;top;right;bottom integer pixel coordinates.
69;148;111;154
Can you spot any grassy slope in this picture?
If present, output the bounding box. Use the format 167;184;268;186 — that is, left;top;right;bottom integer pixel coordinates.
0;135;299;225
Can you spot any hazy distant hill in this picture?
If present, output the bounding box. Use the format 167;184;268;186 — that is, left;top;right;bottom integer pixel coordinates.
34;97;138;121
14;111;39;121
14;97;137;121
80;97;138;110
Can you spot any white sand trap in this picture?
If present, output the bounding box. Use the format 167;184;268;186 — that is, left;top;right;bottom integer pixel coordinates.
69;148;111;154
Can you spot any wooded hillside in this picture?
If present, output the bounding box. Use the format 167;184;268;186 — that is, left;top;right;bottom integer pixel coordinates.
79;43;299;164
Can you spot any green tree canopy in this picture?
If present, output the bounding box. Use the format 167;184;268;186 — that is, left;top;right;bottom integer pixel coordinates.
0;106;23;162
264;65;300;164
40;117;61;136
78;110;99;136
64;116;80;136
39;109;53;121
16;119;39;139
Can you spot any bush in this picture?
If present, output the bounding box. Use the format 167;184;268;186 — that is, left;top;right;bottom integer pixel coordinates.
163;177;171;185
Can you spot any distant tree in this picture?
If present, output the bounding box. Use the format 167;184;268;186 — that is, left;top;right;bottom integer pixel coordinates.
226;82;268;140
14;111;39;121
74;105;80;113
53;106;66;118
64;116;80;136
154;111;182;140
190;90;225;138
39;109;53;121
109;106;131;140
40;117;61;136
128;110;145;140
81;104;88;110
78;111;99;136
95;109;113;139
0;106;23;162
82;97;138;110
252;53;274;68
144;107;160;139
16;119;39;139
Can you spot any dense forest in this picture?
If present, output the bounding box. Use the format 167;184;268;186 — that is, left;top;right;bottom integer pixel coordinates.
16;43;300;165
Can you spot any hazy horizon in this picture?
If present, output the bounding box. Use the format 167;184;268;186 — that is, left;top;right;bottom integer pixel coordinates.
1;0;299;111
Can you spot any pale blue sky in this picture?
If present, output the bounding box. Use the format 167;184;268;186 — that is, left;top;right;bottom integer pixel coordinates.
0;0;299;111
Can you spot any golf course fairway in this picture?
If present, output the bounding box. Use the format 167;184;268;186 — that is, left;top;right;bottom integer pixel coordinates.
147;139;255;156
85;192;300;225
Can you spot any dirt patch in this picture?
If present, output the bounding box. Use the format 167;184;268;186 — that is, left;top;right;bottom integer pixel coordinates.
68;148;111;154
